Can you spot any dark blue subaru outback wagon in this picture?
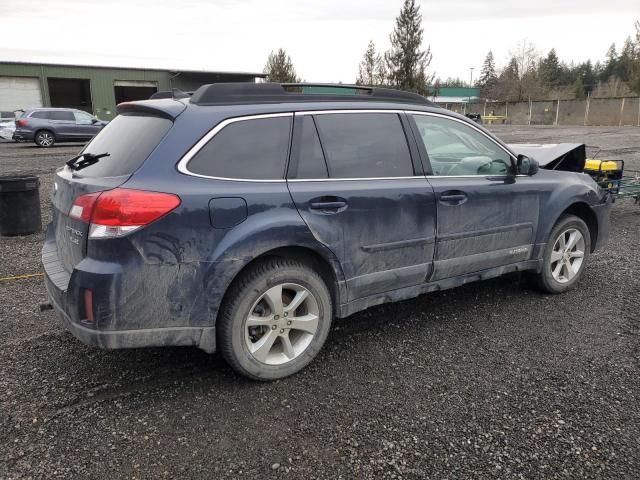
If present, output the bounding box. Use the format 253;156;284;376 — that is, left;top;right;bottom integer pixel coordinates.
43;83;611;380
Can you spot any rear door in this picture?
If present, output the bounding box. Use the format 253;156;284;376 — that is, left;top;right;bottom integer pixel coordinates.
287;111;437;301
408;112;540;280
49;110;77;139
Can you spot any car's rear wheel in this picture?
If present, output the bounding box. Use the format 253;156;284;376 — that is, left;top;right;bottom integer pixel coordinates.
531;214;591;294
35;130;55;147
218;258;332;380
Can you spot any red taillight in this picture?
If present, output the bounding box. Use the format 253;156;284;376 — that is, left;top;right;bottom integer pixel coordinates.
16;118;27;128
69;192;100;222
69;188;181;238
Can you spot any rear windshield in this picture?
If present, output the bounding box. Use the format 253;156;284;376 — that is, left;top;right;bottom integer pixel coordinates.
76;114;172;177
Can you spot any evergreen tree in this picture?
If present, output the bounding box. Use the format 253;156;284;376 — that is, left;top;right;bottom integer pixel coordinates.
263;49;300;83
478;51;498;87
600;43;618;81
385;0;433;94
539;49;561;86
356;41;378;85
616;37;635;81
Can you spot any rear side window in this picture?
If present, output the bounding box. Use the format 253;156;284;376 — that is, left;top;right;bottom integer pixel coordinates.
49;110;75;121
314;113;413;178
30;111;49;119
187;116;291;180
288;115;328;179
76;114;172;178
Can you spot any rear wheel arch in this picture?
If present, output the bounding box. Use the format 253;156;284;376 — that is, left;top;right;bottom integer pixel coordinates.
216;245;344;325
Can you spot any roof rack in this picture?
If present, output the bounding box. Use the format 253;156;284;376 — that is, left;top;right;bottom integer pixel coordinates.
189;82;437;107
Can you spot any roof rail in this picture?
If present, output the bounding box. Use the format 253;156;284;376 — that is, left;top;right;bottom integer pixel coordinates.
189;82;437;107
149;88;192;100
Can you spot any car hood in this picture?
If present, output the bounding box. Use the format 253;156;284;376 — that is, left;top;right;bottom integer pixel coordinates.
507;143;586;172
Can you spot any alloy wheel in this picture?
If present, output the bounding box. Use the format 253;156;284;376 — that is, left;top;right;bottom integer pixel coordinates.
550;228;585;283
244;283;319;365
37;132;53;147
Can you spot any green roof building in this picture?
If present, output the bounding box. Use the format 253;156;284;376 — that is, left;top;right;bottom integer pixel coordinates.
0;61;265;119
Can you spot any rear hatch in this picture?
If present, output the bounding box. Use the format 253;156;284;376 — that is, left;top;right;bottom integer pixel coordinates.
51;112;175;274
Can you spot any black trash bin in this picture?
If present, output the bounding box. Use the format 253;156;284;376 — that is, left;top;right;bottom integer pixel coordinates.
0;175;42;236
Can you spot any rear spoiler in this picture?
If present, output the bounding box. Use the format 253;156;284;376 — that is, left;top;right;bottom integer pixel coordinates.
116;99;187;120
507;143;586;172
149;89;192;100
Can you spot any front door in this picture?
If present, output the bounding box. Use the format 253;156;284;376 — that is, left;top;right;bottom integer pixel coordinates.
287;111;437;301
408;112;541;281
72;110;101;139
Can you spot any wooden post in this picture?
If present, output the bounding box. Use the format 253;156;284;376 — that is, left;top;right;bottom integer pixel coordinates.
505;102;509;124
528;98;532;125
584;95;590;126
619;97;625;127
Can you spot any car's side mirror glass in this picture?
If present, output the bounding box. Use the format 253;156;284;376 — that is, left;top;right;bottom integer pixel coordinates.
517;154;539;176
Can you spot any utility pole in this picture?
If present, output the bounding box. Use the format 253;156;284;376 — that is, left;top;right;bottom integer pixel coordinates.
468;67;474;104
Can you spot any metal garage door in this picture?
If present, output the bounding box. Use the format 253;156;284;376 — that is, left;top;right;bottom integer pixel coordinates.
0;76;43;111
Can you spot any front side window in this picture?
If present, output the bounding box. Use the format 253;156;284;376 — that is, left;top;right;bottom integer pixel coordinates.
74;111;94;124
314;113;413;178
411;114;513;176
187;116;291;180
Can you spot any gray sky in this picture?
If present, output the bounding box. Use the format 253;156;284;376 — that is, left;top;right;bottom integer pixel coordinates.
1;0;638;82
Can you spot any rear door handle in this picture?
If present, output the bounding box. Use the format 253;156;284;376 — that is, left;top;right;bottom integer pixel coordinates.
439;191;468;205
309;197;348;214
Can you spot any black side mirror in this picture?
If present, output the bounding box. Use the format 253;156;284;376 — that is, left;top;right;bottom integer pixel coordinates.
91;118;98;124
517;154;539;176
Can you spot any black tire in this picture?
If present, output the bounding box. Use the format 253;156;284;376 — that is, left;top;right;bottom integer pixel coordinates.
531;214;591;294
34;130;55;147
218;258;332;381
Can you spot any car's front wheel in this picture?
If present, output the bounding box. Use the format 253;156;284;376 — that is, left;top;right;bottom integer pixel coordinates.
218;258;332;380
531;214;591;293
34;130;55;147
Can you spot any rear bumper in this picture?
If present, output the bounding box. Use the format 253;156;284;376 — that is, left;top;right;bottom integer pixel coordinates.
42;224;216;353
13;129;33;141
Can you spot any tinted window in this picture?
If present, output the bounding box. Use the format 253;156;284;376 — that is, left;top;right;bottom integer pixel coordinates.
314;113;413;178
411;114;512;176
49;110;75;121
76;114;172;178
288;116;328;179
188;116;291;180
30;111;49;119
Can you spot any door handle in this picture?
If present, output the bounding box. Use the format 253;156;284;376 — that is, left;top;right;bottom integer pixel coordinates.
439;191;468;205
309;198;348;214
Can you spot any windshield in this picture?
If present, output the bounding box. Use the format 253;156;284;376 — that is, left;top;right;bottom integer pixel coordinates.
76;114;172;178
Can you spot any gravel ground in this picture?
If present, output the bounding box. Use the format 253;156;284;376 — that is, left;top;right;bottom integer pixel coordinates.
0;127;638;479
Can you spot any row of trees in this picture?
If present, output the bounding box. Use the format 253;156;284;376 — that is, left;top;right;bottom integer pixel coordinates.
263;6;640;102
263;0;433;94
354;0;432;94
474;21;640;101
